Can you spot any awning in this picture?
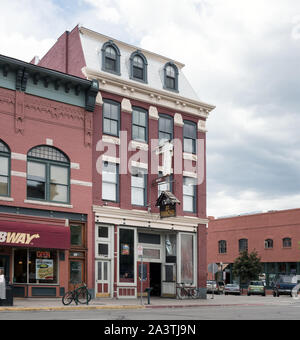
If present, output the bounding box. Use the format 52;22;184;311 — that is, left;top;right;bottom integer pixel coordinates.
0;220;70;250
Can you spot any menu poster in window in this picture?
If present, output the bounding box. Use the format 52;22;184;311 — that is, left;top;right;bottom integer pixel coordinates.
121;244;130;256
36;259;54;280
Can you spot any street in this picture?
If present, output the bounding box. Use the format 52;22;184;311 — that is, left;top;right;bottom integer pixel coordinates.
0;295;299;320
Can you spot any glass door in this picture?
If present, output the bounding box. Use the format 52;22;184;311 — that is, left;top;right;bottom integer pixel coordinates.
69;259;85;290
96;260;110;297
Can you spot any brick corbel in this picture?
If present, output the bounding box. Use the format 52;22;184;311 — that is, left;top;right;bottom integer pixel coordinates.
15;91;25;134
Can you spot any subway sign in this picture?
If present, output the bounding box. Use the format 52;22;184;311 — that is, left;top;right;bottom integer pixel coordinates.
0;231;40;246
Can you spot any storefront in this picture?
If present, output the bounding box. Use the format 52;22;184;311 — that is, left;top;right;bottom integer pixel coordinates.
94;218;198;299
0;219;70;297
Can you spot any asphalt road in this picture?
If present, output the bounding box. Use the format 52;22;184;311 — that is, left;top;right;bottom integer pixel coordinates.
1;299;300;321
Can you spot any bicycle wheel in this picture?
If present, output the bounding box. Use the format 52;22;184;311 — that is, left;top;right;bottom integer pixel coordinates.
77;287;91;304
176;286;183;300
62;291;74;305
190;288;197;299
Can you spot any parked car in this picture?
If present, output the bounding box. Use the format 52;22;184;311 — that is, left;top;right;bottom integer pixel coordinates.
247;281;266;296
272;275;298;297
224;283;241;295
206;280;223;294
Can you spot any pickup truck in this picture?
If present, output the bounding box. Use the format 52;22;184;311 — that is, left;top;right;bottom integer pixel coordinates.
272;275;299;297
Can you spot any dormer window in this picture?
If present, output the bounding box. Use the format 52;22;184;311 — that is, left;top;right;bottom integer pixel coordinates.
130;51;148;83
164;62;178;92
101;41;121;75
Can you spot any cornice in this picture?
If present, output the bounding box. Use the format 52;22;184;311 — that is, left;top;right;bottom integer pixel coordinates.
82;67;215;120
93;205;208;232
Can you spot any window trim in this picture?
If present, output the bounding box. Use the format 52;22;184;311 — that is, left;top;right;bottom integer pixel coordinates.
0;140;11;197
130;51;148;83
101;41;121;76
102;99;121;138
163;62;179;92
132;106;148;143
183;120;197;154
26;146;70;205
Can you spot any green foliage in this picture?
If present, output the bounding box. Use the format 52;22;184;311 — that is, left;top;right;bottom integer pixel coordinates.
232;250;263;284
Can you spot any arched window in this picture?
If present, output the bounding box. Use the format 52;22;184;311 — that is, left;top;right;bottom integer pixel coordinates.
282;237;292;248
264;239;273;249
239;238;248;252
130;51;148;83
101;41;121;75
218;240;227;254
0;140;10;197
27;145;70;203
164;62;179;91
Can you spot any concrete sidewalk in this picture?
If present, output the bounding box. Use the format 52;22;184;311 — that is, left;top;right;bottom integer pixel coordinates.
0;294;278;312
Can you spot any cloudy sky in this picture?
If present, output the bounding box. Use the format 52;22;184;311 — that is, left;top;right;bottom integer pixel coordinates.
1;0;300;217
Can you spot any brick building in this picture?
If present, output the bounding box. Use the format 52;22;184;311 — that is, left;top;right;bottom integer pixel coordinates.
0;54;97;297
207;209;300;288
38;25;215;299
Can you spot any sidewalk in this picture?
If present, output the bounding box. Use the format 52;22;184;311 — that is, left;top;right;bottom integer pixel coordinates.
0;294;273;312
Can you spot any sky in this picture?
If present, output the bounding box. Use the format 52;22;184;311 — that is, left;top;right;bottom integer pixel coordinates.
1;0;300;218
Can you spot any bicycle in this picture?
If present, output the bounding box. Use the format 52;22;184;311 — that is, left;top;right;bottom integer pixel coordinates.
176;282;197;299
62;282;92;305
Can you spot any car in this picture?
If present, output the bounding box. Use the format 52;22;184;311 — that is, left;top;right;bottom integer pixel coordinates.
272;275;298;297
224;283;241;295
206;280;222;294
247;281;266;296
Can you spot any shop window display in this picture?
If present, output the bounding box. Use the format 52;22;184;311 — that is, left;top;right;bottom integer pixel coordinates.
13;249;58;284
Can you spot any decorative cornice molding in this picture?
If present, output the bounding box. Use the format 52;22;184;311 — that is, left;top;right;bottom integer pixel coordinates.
82;67;215;120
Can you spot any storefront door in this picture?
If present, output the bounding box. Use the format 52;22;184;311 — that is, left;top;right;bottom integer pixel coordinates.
96;260;110;297
69;260;85;290
0;256;9;282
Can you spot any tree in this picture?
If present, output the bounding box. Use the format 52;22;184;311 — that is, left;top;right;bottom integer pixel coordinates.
232;250;263;284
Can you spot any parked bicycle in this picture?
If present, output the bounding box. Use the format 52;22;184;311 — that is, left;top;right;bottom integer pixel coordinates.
176;282;196;299
62;282;92;305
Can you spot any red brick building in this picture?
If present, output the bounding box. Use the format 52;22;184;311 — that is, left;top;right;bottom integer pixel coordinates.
38;25;215;299
207;209;300;288
0;54;97;297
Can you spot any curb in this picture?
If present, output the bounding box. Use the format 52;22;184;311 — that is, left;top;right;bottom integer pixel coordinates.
0;305;146;312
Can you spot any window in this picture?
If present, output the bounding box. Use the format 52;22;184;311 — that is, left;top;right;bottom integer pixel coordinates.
218;240;227;254
98;226;109;239
164;62;178;91
159;114;173;145
158;173;173;197
239;239;248;252
132;107;147;143
265;239;273;249
98;243;109;256
27;146;70;203
102;162;119;202
130;51;148;83
283;238;292;248
101;41;121;75
13;248;58;284
70;224;84;247
119;228;135;281
138;233;161;245
131;167;147;206
183;177;196;213
0;140;10;196
103;100;120;137
183;121;197;154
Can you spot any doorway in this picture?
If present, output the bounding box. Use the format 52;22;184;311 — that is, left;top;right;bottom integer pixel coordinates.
150;263;161;296
0;255;9;282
